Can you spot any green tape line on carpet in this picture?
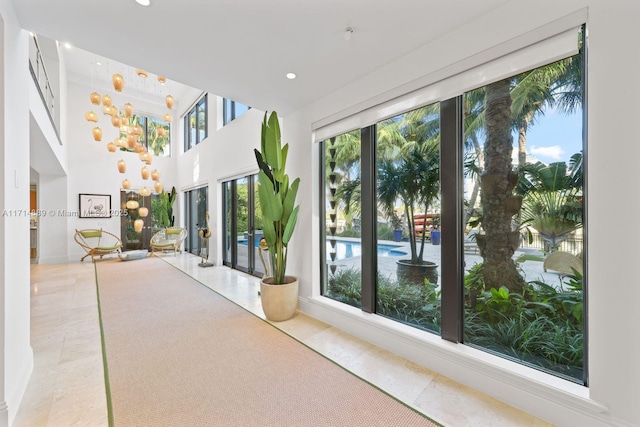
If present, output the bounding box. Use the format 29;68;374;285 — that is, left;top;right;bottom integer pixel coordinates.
94;262;115;427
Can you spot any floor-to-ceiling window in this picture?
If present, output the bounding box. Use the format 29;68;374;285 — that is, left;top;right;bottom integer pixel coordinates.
322;130;362;308
462;49;585;382
375;104;442;333
185;186;208;255
319;27;585;383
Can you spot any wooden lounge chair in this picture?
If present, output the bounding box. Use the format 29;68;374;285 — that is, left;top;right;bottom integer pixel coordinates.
74;228;123;262
150;227;187;256
543;251;583;276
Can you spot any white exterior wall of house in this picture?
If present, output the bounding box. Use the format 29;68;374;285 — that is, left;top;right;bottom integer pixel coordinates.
0;0;638;426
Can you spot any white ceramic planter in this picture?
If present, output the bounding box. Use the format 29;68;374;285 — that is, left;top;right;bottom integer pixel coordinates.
260;276;299;321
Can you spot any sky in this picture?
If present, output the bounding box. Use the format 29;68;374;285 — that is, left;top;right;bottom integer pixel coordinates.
514;108;583;164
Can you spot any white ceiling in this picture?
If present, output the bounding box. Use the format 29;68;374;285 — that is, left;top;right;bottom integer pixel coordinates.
12;0;509;116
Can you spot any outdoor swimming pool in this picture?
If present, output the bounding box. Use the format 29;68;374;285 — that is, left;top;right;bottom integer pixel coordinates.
327;240;407;261
238;237;407;261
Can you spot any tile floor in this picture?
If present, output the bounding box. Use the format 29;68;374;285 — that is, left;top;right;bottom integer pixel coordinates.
14;253;554;426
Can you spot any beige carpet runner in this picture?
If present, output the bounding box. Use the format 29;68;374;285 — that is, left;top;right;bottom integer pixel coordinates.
95;257;440;426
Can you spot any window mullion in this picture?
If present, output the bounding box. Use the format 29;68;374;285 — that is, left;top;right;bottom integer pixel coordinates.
360;124;377;313
440;96;464;343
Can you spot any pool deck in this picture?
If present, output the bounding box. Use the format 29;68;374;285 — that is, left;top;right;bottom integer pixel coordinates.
329;238;571;289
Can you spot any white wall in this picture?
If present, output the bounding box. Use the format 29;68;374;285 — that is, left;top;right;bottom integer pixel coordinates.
176;100;264;264
0;0;33;425
278;1;640;426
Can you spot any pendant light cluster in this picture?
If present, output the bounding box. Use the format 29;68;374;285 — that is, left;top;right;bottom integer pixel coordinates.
84;66;174;233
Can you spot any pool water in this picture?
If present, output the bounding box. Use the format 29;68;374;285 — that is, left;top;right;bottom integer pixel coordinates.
239;238;407;261
327;240;407;261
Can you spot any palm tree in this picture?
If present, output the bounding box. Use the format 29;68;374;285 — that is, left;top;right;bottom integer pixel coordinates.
475;79;526;292
517;153;583;252
376;105;440;264
510;45;583;168
327;131;361;230
377;141;440;263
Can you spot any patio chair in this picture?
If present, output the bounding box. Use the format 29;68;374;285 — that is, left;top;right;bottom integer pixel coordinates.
464;230;480;254
150;227;187;256
543;251;583;276
74;228;123;262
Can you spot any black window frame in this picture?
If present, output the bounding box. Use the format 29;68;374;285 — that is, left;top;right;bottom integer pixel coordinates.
318;26;587;385
184;94;208;152
223;98;250;126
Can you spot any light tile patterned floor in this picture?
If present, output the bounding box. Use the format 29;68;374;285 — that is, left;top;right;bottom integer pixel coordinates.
14;254;554;426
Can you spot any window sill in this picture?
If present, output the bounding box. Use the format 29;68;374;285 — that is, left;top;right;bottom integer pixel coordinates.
299;295;607;419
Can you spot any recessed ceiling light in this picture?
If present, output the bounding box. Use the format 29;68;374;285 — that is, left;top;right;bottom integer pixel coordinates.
286;73;296;80
135;0;150;6
344;27;354;41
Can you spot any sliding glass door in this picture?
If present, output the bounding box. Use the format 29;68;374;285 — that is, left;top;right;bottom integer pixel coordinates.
222;175;264;278
184;186;208;256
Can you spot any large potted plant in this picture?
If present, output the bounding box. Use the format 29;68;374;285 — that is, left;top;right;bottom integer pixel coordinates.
377;142;440;285
254;111;301;321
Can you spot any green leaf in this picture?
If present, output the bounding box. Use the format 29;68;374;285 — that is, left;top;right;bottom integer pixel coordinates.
254;149;274;185
282;178;300;225
283;205;299;245
263;111;282;169
262;221;277;252
257;171;283;221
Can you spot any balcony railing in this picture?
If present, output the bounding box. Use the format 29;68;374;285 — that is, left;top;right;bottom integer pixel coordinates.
28;34;58;136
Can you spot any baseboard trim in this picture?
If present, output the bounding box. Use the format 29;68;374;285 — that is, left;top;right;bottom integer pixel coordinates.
6;346;33;426
0;401;8;427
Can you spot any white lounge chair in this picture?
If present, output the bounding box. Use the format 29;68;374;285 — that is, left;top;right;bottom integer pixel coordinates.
150;227;187;256
543;251;583;276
